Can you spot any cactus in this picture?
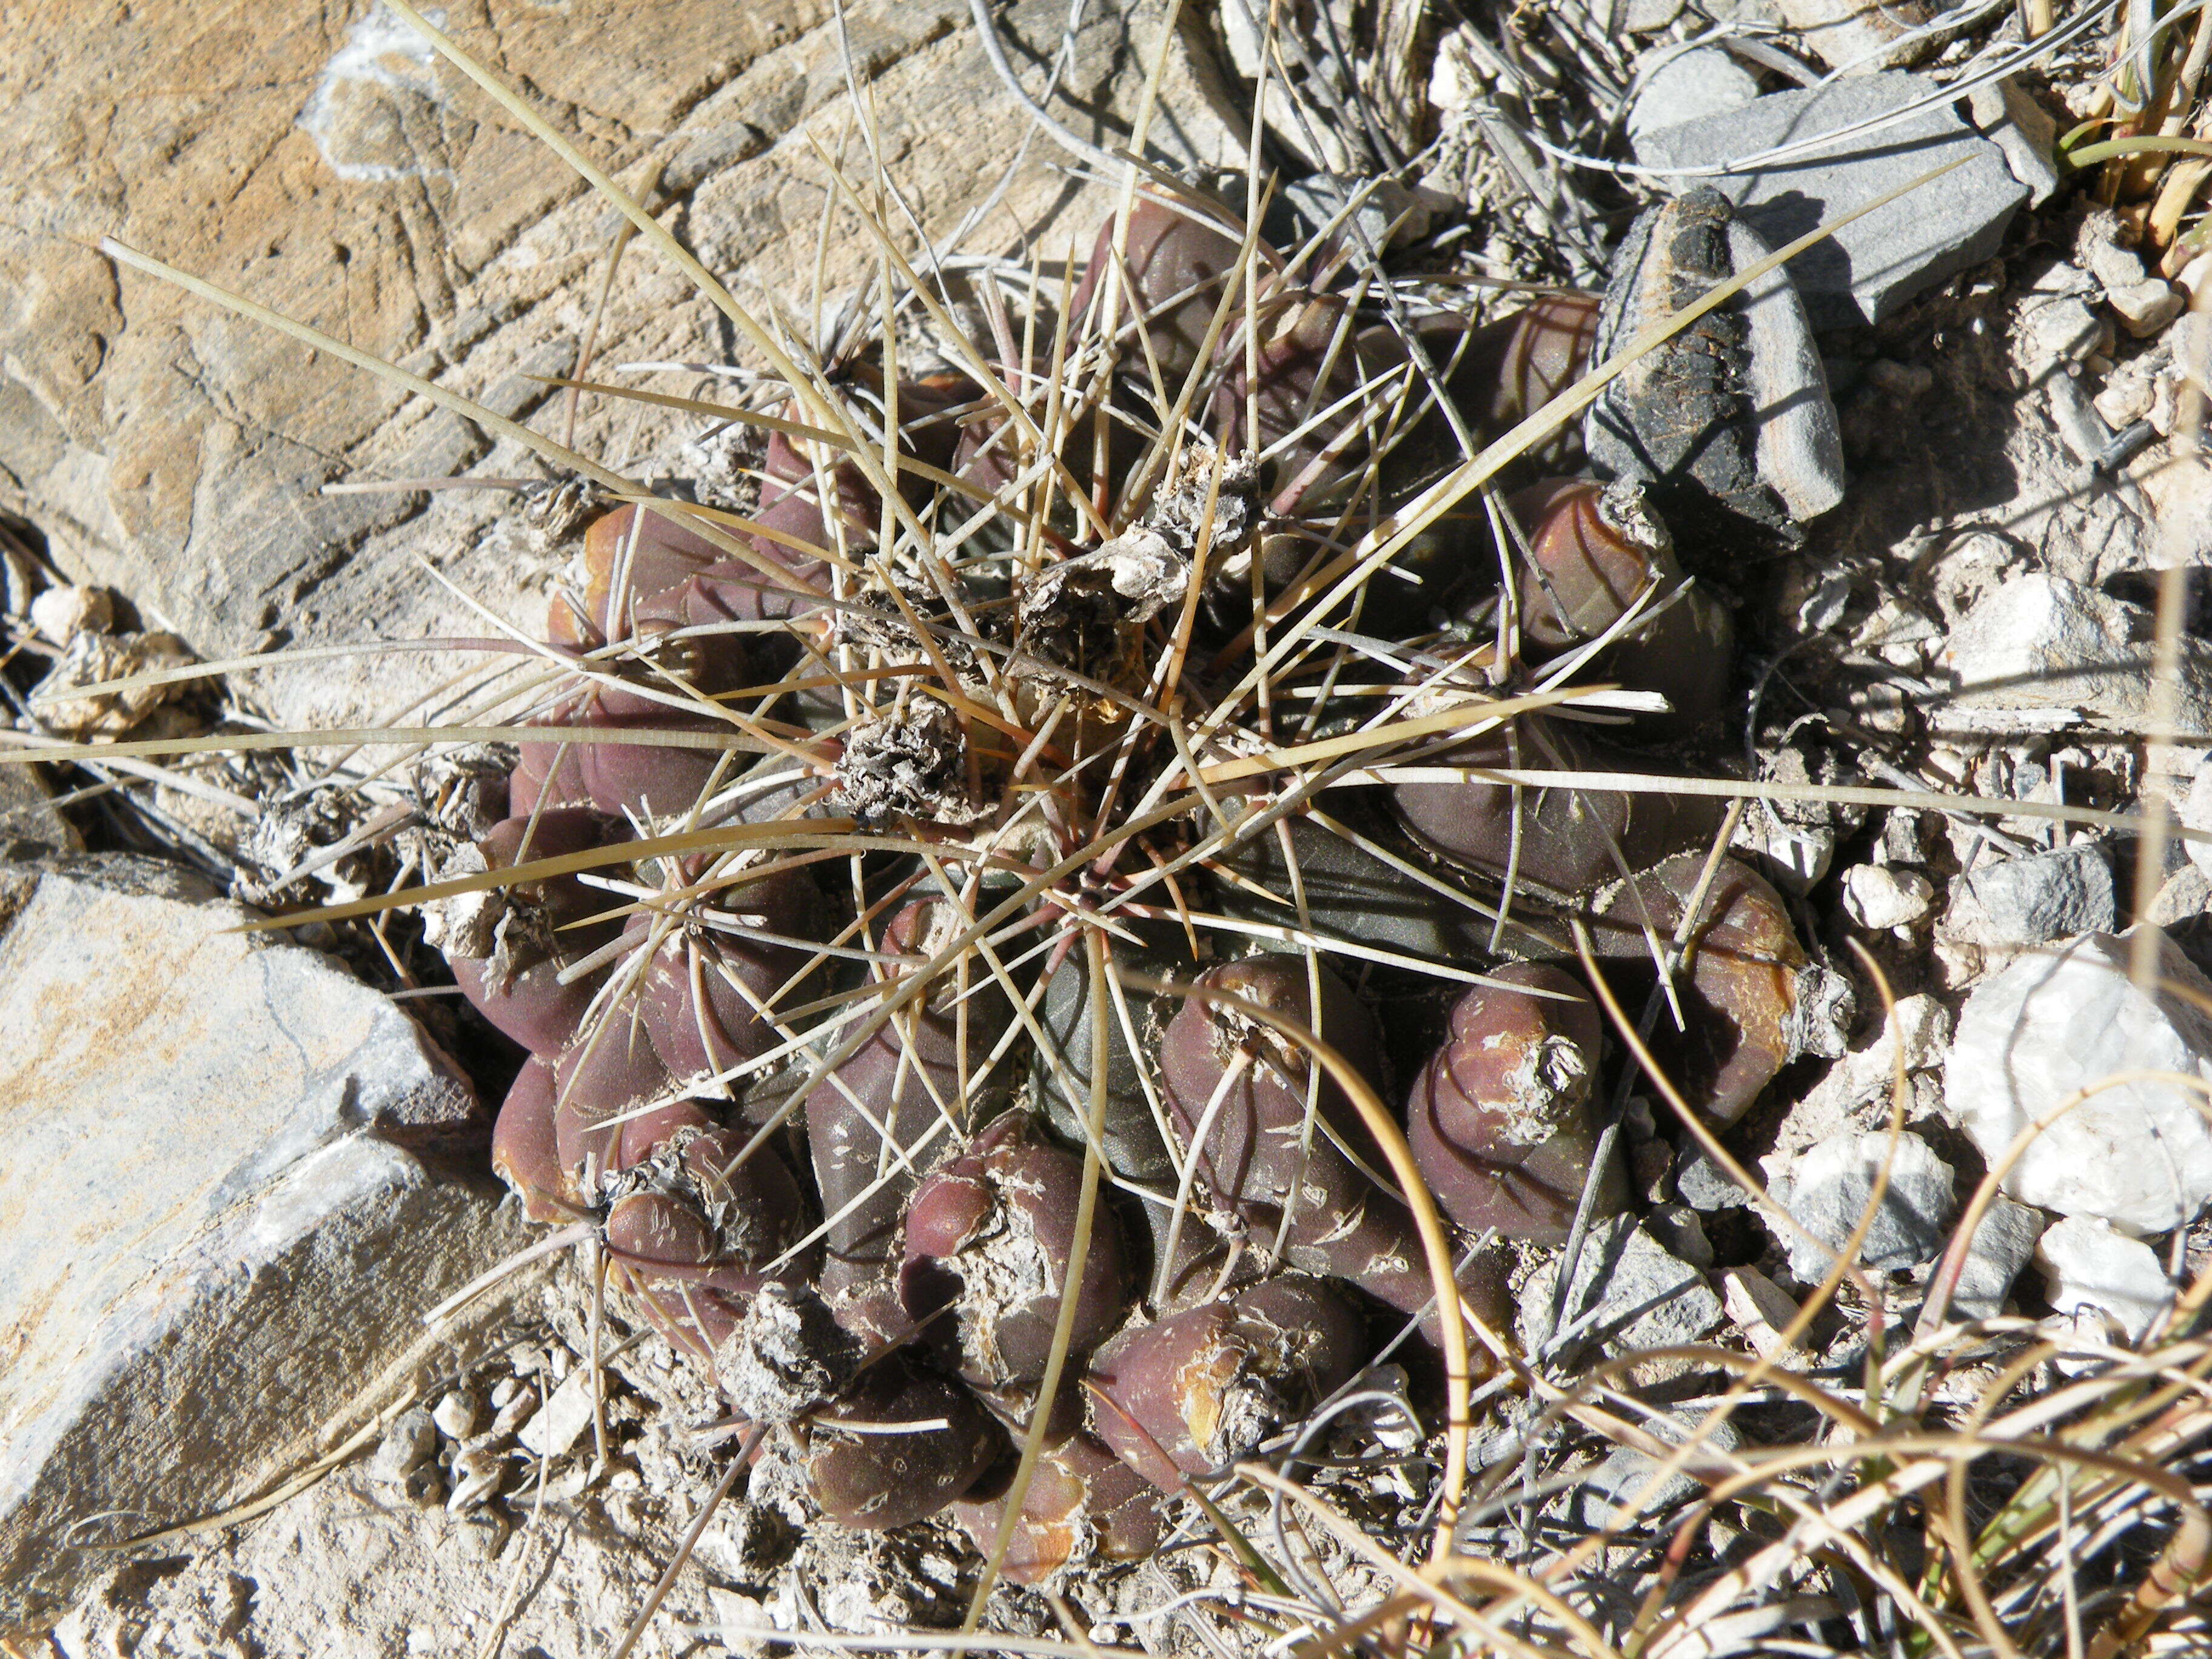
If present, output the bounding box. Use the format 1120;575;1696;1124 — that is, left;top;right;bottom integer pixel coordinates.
392;179;1818;1529
103;27;1835;1550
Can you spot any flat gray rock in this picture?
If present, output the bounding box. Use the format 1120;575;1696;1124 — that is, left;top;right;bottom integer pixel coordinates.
1675;1144;1753;1211
1633;72;2033;327
1520;1215;1724;1358
0;854;530;1631
1945;1196;2044;1322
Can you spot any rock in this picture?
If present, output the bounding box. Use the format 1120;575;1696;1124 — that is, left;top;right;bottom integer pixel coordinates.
1945;929;2212;1235
1645;1203;1715;1268
1840;863;1934;930
1567;1412;1741;1529
2045;372;2114;469
2146;864;2212;927
1721;1265;1805;1362
1632;73;2032;328
2151;421;2212;566
2079;211;2188;337
1966;78;2061;207
1772;0;1931;73
1780;993;1951;1151
1938;574;2212;735
2096;344;2168;429
2014;295;2110;384
0;765;79;856
0;0;1239;733
516;1370;596;1460
2037;1215;2176;1343
1941;845;2115;953
1675;1144;1752;1211
29;629;195;739
1943;1196;2044;1322
0;852;531;1632
2180;768;2212;878
430;1390;480;1444
2110;280;2185;339
1519;1215;1724;1358
25;584;110;645
1772;1131;1957;1282
2080;210;2154;293
365;1407;438;1487
1587;192;1845;531
1626;47;1762;143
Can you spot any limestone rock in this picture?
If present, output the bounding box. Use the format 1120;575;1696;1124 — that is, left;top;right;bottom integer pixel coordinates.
2038;1215;2176;1344
1632;72;2031;328
1840;862;1933;930
1772;0;1931;74
1945;930;2212;1236
1771;1131;1956;1282
0;853;530;1632
0;0;1240;733
1938;573;2212;736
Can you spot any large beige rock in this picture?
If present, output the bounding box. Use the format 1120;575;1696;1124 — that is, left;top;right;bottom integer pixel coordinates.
0;0;1242;731
0;853;530;1633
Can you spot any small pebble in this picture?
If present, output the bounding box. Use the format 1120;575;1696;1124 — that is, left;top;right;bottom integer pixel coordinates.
1645;1202;1714;1268
27;585;112;645
431;1389;480;1442
2039;1216;2175;1345
1840;863;1934;930
455;1507;513;1561
2046;373;2114;467
517;1372;595;1460
365;1407;437;1485
1721;1265;1805;1362
2108;279;2185;338
1676;1144;1752;1212
487;1382;538;1441
2015;295;2106;380
489;1376;523;1410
